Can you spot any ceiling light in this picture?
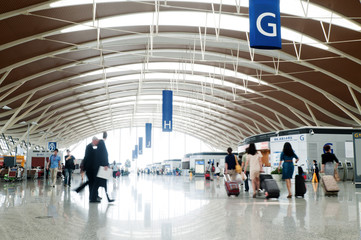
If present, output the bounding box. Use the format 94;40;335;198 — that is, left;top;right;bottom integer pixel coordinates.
51;0;361;32
61;11;328;50
2;105;12;110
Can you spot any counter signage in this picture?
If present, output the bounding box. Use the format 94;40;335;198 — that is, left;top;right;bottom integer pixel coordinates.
271;134;306;143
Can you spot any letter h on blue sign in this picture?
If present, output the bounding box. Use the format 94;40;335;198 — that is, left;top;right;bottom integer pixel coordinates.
162;90;173;132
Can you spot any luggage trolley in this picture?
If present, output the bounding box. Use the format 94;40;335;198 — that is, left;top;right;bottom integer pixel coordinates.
4;170;17;182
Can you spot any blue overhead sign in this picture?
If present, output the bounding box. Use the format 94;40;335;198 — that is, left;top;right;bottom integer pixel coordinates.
139;137;143;155
249;0;281;49
135;145;138;159
162;90;173;132
145;123;152;148
48;142;57;151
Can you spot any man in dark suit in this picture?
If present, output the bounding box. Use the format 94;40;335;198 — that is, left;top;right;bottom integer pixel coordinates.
96;132;114;202
83;136;100;203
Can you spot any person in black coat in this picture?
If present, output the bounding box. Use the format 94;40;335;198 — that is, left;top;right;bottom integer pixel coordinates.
83;136;100;202
321;145;339;176
95;132;114;202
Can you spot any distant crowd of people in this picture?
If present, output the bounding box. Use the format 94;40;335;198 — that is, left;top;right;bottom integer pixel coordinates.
223;142;339;198
41;135;341;201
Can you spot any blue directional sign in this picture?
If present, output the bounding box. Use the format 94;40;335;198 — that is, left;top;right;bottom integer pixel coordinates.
145;123;152;148
48;142;57;151
249;0;282;49
139;137;143;155
162;90;173;132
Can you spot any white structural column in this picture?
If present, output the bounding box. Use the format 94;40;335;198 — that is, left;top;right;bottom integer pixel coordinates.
305;102;319;126
0;93;34;135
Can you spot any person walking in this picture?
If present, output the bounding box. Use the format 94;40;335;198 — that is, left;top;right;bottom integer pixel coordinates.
224;147;237;181
241;147;250;192
83;136;100;202
215;162;221;180
47;149;61;187
278;142;299;198
112;161;118;178
313;160;320;182
96;132;114;203
243;143;263;198
207;161;214;181
321;145;339;176
211;162;215;181
64;149;76;187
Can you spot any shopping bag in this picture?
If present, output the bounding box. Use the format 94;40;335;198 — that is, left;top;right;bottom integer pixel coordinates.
241;172;247;181
235;174;243;184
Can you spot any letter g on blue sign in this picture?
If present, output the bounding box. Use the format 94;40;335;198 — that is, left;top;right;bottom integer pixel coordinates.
249;0;281;49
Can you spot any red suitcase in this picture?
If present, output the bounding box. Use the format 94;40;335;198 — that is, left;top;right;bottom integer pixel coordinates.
224;174;239;197
205;172;210;180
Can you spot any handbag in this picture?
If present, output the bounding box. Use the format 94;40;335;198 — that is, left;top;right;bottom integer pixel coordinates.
235;155;242;174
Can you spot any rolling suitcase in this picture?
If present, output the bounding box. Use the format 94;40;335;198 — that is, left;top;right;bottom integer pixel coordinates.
205;171;210;180
295;167;307;198
322;175;339;196
260;174;272;187
295;175;307;197
260;174;280;199
224;174;239;197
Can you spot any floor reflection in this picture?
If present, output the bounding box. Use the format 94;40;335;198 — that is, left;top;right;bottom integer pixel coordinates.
0;174;361;239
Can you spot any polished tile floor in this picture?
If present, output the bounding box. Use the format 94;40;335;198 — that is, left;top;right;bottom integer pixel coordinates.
0;174;360;240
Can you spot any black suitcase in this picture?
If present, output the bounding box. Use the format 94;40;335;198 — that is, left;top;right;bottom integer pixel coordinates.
260;174;272;187
260;174;280;199
295;166;307;198
263;179;280;199
295;175;307;197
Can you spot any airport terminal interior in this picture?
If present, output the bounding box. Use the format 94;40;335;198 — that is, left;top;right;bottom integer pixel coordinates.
1;0;361;239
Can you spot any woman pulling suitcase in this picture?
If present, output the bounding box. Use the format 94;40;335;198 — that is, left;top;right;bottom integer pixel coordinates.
243;143;263;198
321;145;339;175
278;142;299;198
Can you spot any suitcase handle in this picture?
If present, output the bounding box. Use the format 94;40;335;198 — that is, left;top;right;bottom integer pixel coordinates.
224;174;231;182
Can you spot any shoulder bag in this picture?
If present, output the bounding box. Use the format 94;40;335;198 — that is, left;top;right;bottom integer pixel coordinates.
235;155;242;174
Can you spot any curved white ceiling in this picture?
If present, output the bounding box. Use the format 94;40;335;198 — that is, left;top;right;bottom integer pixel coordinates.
0;0;360;153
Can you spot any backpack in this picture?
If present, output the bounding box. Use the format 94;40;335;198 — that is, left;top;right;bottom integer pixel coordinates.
211;166;215;172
